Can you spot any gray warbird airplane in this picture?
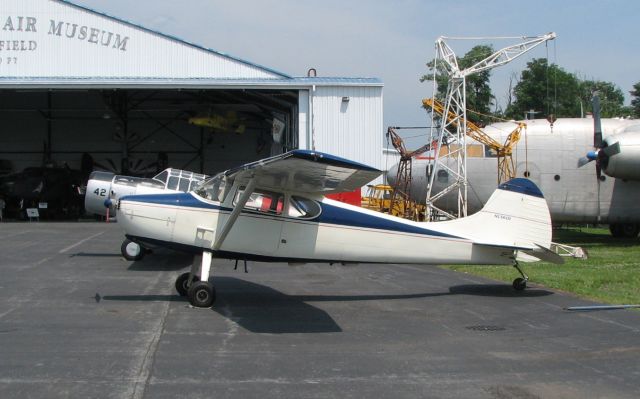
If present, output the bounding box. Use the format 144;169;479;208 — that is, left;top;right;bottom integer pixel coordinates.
115;149;561;308
390;107;640;237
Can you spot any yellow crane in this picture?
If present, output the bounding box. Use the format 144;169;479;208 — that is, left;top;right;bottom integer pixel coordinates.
423;97;526;184
385;126;430;220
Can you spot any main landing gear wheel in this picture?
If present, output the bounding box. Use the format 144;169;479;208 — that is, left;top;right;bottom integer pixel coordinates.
512;277;527;291
187;281;216;308
175;272;200;297
609;223;640;238
121;239;144;261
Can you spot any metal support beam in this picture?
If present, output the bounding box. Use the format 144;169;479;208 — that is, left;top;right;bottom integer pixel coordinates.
212;178;256;251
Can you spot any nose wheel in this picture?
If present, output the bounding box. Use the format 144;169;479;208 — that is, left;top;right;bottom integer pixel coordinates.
121;239;145;261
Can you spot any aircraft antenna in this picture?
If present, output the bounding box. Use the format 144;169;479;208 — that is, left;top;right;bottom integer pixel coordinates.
425;32;556;221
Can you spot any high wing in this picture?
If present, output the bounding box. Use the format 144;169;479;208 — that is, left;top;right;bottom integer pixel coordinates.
222;149;381;194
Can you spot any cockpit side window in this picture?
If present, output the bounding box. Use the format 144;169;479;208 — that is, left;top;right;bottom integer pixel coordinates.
234;188;284;215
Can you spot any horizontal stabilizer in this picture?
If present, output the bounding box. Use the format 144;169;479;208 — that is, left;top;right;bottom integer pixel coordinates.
521;244;564;264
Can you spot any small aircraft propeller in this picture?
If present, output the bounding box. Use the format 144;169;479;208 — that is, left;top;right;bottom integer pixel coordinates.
577;93;621;179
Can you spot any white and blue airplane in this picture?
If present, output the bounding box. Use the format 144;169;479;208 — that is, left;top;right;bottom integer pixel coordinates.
116;150;561;308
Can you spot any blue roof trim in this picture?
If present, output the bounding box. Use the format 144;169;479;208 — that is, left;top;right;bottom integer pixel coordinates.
498;178;544;198
0;76;382;86
290;77;384;85
57;0;291;78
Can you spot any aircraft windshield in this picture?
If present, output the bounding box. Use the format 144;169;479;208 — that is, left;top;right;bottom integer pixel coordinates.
194;175;227;202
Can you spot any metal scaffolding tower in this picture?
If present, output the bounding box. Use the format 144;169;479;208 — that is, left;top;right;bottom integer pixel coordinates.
425;32;556;221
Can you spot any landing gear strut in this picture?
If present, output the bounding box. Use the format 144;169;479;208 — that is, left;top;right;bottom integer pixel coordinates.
512;261;528;291
176;251;216;308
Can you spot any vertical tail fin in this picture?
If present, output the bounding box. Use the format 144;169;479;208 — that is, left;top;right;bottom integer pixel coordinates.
435;178;553;254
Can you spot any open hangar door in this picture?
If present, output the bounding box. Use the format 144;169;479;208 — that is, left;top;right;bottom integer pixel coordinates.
0;87;299;219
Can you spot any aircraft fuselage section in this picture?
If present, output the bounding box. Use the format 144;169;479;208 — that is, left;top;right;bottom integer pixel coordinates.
404;118;640;224
117;192;513;265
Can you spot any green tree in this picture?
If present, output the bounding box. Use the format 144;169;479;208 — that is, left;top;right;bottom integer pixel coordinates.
579;80;626;118
630;81;640;118
505;58;581;119
421;45;495;125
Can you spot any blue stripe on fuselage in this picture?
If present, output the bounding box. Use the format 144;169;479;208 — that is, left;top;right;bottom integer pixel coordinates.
318;202;461;239
121;192;461;239
120;192;224;210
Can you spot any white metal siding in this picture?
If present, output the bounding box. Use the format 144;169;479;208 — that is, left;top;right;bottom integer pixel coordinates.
2;0;282;79
310;86;383;173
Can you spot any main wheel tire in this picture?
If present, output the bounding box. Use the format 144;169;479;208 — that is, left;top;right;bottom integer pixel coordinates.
512;277;527;291
175;272;199;297
187;281;216;308
610;223;639;238
121;239;144;261
609;223;623;238
620;223;640;238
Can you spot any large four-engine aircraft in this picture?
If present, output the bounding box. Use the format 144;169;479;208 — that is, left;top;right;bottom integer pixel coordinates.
389;112;640;237
115;150;561;308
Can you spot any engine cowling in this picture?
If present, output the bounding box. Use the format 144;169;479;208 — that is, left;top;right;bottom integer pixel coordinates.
602;132;640;180
85;171;116;216
84;172;166;216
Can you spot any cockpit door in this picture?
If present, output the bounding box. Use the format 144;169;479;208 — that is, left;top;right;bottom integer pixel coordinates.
216;187;284;256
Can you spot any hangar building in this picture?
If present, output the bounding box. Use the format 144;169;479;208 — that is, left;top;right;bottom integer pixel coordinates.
0;0;383;183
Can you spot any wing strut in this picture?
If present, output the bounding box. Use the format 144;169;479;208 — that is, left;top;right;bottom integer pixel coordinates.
212;177;256;251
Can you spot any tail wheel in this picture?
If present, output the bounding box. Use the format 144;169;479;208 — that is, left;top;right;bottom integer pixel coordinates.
512;277;527;291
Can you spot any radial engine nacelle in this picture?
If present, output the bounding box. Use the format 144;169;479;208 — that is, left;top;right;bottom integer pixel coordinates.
85;168;208;217
599;132;640;181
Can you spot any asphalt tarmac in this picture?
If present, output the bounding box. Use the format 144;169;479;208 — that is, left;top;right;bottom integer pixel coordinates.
0;222;639;398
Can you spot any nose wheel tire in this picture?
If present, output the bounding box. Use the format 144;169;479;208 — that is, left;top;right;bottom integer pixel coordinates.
512;277;527;291
175;272;200;297
121;239;144;261
187;281;216;308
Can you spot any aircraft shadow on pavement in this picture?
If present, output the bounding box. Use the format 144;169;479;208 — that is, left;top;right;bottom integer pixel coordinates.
126;253;193;271
448;284;553;297
101;277;553;334
211;277;342;334
70;252;122;258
